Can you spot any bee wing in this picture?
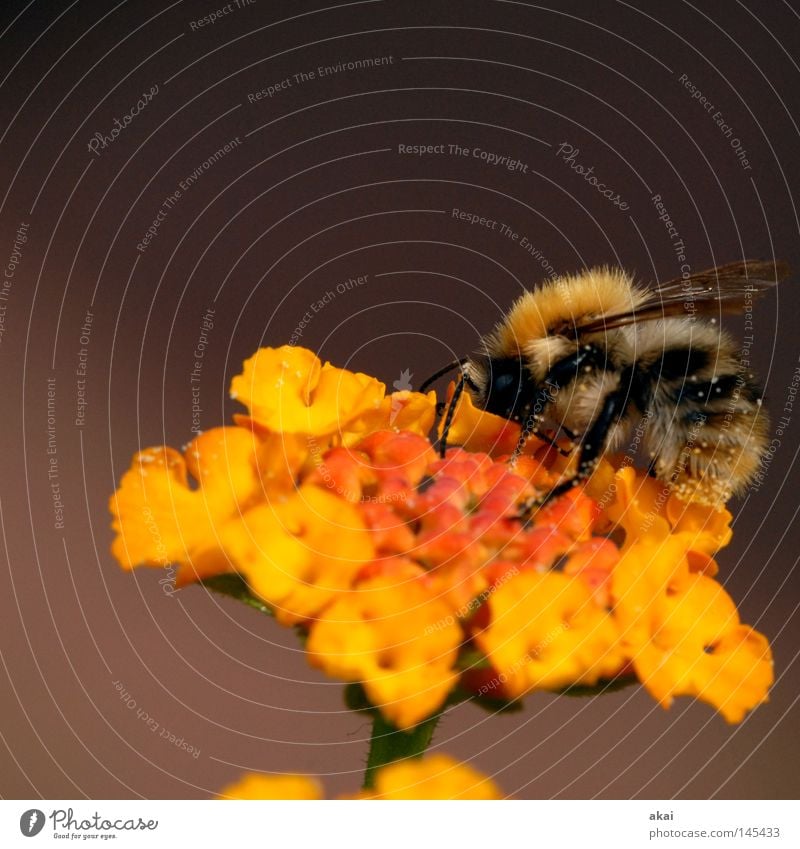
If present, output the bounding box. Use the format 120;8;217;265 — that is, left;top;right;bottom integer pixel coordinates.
650;259;788;305
575;260;788;333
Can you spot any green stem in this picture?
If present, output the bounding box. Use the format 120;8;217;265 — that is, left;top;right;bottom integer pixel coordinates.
363;711;441;790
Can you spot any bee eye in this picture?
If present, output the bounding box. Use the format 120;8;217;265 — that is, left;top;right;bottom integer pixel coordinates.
484;358;527;419
494;373;516;393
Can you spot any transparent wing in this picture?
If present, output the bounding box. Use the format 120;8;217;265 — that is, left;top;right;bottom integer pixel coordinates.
574;259;788;333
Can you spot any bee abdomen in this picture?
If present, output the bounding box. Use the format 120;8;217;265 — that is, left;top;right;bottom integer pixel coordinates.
670;372;754;406
654;370;768;505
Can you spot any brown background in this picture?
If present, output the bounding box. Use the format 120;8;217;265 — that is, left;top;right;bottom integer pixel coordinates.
0;0;798;800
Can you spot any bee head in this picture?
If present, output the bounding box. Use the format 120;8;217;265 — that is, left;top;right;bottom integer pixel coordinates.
466;355;529;421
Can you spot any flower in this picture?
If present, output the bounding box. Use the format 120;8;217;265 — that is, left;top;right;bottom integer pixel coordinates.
109;427;262;585
221;485;374;626
440;381;527;456
612;539;773;722
473;571;626;698
230;346;385;437
591;464;732;561
360;753;503;799
306;573;461;729
344;389;438;443
110;345;773;730
218;772;322;800
666;495;733;556
218;754;503;799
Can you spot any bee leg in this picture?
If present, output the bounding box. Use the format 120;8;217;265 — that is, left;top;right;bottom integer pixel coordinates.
532;429;573;456
572;388;627;478
516;344;605;458
512;345;606;472
436;372;467;458
463;372;480;392
433;368;480;457
515;478;581;519
519;389;628;517
511;387;553;460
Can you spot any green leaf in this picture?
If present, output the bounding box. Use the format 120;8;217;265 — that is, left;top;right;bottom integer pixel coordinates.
201;574;273;616
363;711;441;790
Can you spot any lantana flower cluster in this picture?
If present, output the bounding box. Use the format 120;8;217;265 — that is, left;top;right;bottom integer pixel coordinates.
110;346;773;732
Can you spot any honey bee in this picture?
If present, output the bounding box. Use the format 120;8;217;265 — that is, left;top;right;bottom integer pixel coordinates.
425;260;789;505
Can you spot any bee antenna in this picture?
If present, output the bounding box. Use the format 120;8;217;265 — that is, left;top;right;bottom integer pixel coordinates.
420;358;470;393
436;371;467;458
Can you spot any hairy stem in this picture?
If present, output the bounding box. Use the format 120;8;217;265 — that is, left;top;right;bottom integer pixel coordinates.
363;712;441;790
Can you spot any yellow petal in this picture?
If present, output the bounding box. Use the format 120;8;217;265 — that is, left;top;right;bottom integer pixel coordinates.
343;390;438;444
611;534;694;646
221;485;374;624
475;572;625;697
619;571;773;722
306;575;461;729
218;773;322;800
666;495;733;555
230;346;385;436
109;427;261;582
443;383;525;456
604;465;672;542
365;754;503;800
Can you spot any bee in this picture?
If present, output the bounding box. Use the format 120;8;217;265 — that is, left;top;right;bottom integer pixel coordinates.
424;260;789;506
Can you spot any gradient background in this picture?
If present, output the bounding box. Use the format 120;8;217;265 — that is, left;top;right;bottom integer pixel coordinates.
0;0;798;800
